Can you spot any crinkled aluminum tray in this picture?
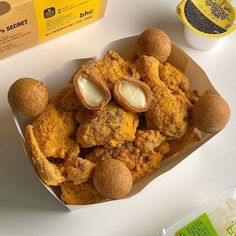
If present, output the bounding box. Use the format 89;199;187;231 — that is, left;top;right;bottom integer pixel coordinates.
11;35;219;211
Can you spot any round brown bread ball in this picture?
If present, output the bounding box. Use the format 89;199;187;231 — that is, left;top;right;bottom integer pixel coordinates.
8;78;48;117
93;159;133;199
136;28;171;63
192;93;230;133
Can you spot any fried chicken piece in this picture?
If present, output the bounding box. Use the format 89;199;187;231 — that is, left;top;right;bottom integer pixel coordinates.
86;132;169;182
159;63;190;94
76;103;139;148
64;156;96;185
29;91;80;159
135;56;189;139
25;125;66;186
131;142;170;181
134;130;165;154
166;126;201;158
79;60;100;71
159;63;195;108
72;50;140;90
86;142;139;170
58;86;81;111
99;50;140;89
126;51;139;63
186;90;200;105
61;181;105;205
75;106;95;125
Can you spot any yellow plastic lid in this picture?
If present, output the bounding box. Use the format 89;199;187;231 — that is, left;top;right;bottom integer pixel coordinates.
177;0;236;38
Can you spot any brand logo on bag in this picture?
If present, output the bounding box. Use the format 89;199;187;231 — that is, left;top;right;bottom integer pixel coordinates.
44;7;55;19
80;9;93;18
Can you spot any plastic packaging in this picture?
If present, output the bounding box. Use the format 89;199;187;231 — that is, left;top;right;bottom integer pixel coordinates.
162;187;236;236
177;0;236;50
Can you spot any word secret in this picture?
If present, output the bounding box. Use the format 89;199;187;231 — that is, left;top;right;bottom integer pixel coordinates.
0;19;28;33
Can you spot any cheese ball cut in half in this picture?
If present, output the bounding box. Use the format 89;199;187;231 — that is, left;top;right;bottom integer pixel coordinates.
93;159;133;199
73;69;111;110
113;77;152;113
192;93;230;133
136;28;171;63
8;78;48;117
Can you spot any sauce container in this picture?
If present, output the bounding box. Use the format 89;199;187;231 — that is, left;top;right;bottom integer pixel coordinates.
177;0;236;50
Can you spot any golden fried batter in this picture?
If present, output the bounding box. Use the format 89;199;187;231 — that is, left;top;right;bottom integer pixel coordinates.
25;125;66;186
166;126;201;158
159;63;190;94
86;142;139;170
75;106;95;125
64;156;96;185
25;107;95;186
73;50;140;90
159;63;199;108
135;56;189;139
61;181;104;205
76;103;139;148
29;91;79;158
186;90;200;105
21;48;203;205
134;130;165;154
58;86;82;111
86;136;169;182
99;50;140;89
131;142;169;181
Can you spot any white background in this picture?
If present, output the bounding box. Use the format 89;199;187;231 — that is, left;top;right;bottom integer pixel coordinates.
1;0;236;235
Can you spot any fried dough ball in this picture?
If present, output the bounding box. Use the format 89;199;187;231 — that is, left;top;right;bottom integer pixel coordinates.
192;93;230;133
93;159;133;199
8;78;48;117
136;28;171;63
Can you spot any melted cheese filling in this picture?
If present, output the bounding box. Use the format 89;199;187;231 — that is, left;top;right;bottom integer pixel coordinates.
78;76;105;106
120;81;146;108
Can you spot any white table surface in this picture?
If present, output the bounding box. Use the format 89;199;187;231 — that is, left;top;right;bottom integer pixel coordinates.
1;1;236;235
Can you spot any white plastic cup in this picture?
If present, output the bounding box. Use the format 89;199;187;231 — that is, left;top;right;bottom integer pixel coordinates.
177;0;236;51
184;26;222;51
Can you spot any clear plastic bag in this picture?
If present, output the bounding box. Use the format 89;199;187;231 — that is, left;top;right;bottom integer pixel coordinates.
162;187;236;236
